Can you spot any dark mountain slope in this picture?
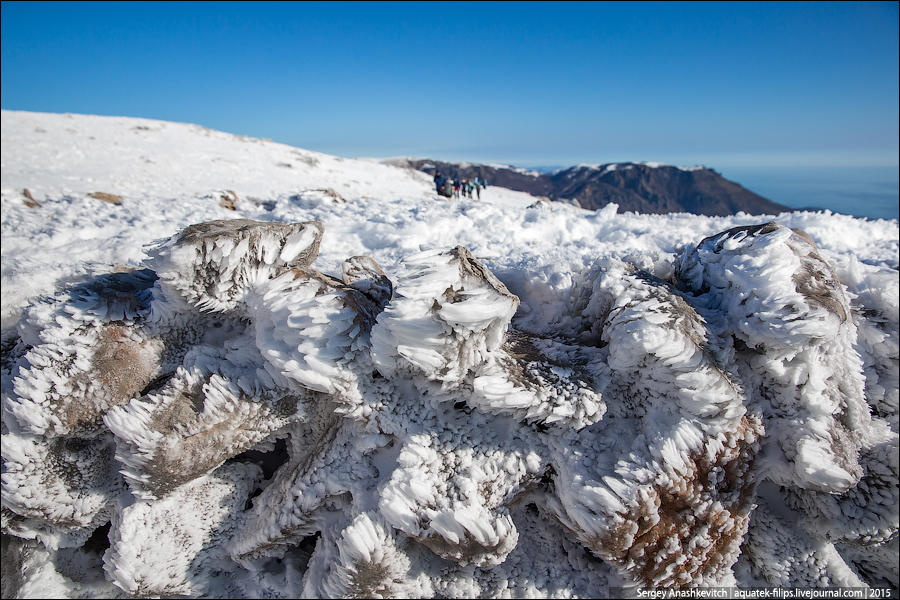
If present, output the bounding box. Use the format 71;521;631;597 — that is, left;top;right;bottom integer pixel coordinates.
388;158;790;217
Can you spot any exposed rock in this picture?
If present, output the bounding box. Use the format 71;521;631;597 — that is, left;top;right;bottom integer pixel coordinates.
22;188;40;208
88;192;122;205
218;189;239;210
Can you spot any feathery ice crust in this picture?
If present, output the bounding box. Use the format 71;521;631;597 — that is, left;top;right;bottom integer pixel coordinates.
2;219;898;597
538;258;762;587
370;245;519;386
145;219;324;313
677;222;868;493
8;269;162;438
104;462;263;597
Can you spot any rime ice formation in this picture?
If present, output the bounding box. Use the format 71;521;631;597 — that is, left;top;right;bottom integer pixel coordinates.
677;223;867;493
2;219;898;598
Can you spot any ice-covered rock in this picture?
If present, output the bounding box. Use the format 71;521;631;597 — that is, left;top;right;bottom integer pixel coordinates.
145;219;324;313
742;489;868;588
8;269;162;438
342;255;393;309
2;219;897;597
469;330;607;429
833;255;900;431
104;462;263;596
228;401;371;564
370;246;519;386
1;430;123;549
677;222;869;493
537;258;762;587
312;512;417;599
247;266;384;398
103;357;315;500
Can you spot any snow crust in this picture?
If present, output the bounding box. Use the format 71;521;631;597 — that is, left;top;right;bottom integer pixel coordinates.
570;161;705;175
2;110;898;598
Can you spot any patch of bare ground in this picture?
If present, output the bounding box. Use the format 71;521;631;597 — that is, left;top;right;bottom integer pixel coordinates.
88;192;122;205
219;189;239;210
22;189;40;208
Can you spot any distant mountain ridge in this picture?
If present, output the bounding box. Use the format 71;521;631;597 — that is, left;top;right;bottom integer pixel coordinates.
386;158;791;217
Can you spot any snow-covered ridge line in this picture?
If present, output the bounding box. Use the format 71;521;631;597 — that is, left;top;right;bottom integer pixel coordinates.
0;109;439;206
484;163;545;177
389;157;704;178
570;161;706;173
381;155;791;216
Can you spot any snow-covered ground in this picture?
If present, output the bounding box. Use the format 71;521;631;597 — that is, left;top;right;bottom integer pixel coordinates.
1;110;898;598
3;110;897;331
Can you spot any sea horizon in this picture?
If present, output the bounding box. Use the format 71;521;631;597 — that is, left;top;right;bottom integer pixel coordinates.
720;164;899;222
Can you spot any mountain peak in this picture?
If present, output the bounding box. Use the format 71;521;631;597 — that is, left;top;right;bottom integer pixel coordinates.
395;158;789;217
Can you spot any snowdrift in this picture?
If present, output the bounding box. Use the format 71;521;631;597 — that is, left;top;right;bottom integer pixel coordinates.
3;217;897;598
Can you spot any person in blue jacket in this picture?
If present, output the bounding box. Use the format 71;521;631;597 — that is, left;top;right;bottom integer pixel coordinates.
434;171;447;194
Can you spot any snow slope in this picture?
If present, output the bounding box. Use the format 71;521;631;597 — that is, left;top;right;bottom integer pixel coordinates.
1;110;898;598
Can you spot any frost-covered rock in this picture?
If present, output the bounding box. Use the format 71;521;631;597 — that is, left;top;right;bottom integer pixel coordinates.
470;330;607;428
145;219;324;313
247;266;384;397
314;512;416;599
342;255;393;309
1;430;123;547
104;359;314;500
675;222;898;590
2;219;897;598
742;488;868;588
538;258;762;587
8;269;163;438
677;222;869;493
833;256;900;430
104;462;263;597
370;246;519;386
228;401;373;565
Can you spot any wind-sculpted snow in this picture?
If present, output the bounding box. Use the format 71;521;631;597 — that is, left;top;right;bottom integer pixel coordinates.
2;219;898;597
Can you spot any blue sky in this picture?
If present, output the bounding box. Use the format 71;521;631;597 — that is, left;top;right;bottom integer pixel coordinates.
2;1;898;173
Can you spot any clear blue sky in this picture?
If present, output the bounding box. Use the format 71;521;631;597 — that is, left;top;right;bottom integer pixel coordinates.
2;1;898;171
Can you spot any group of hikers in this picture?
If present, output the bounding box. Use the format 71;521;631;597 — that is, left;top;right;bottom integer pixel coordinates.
433;171;487;200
